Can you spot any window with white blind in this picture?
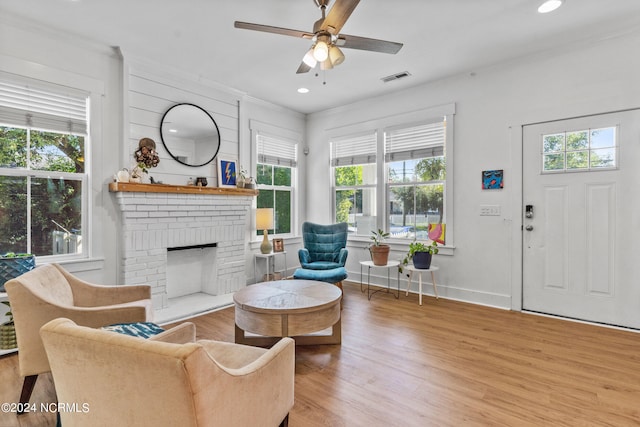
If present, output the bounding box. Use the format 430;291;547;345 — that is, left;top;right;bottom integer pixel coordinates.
385;119;446;240
331;131;377;235
256;133;297;236
0;72;88;257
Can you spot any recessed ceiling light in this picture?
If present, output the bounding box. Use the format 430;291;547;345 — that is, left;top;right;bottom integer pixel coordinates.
169;129;178;133
538;0;563;13
297;87;309;94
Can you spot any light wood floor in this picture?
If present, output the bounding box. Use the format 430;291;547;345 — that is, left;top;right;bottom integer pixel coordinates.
1;282;639;426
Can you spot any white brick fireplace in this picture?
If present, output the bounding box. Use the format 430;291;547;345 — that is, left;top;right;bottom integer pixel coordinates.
110;183;256;310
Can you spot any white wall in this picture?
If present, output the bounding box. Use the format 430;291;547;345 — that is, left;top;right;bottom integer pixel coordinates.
305;30;640;308
0;15;123;284
4;14;638;306
242;98;306;282
0;16;306;287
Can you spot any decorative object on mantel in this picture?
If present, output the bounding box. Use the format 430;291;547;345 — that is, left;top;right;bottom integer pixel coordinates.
132;138;160;183
236;166;247;188
116;168;130;183
217;158;238;188
195;177;208;187
256;208;274;254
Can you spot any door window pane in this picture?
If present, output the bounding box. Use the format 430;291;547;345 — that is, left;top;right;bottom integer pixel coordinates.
543;134;564;153
566;151;588;169
542;126;616;172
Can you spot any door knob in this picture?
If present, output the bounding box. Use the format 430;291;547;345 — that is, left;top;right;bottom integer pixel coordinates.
525;225;534;231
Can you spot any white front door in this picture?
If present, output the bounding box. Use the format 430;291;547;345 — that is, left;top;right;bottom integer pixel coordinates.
522;109;640;329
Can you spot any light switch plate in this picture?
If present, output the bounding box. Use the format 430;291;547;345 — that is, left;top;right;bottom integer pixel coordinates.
479;205;501;216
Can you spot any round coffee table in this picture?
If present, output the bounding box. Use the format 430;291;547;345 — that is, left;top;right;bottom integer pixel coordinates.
234;279;342;346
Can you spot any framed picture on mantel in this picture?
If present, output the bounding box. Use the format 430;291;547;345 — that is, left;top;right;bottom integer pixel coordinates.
217;158;238;187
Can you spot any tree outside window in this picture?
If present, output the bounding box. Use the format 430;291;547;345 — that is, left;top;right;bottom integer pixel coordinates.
256;164;292;235
0;126;84;255
387;156;445;240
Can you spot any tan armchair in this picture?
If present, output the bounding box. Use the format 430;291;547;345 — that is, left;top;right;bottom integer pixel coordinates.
4;263;152;407
40;318;295;427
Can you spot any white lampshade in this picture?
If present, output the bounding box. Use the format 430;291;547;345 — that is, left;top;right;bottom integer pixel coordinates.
303;48;318;68
256;208;274;254
320;58;334;70
313;40;329;62
328;45;345;66
256;208;274;231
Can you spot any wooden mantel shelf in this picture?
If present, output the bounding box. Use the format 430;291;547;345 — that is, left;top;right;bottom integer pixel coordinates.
109;182;258;196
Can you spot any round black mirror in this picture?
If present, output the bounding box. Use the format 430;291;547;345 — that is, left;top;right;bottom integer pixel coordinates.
160;103;221;167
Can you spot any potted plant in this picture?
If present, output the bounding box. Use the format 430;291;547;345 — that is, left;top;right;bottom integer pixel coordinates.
0;252;35;292
400;240;439;271
369;229;391;266
0;301;16;350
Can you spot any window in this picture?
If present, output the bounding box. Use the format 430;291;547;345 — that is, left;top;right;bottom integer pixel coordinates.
329;103;455;246
0;73;88;257
385;120;446;240
542;127;617;172
331;132;377;235
256;133;297;236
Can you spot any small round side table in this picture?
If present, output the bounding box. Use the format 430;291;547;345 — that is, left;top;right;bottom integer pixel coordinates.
404;265;439;306
359;260;400;300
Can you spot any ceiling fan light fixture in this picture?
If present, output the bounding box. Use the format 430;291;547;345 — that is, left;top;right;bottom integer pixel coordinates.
328;45;345;66
313;40;329;62
303;48;318;68
320;58;334;70
537;0;563;13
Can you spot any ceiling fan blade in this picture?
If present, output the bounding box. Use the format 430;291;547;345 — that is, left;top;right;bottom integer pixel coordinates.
337;34;403;54
320;0;360;34
234;21;314;39
296;62;312;74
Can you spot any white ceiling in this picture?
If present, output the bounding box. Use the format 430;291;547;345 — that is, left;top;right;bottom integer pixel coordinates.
2;0;640;114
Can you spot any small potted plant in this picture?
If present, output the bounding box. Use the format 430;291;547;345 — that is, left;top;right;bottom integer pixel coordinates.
0;301;16;350
400;240;439;271
369;229;391;266
0;252;35;292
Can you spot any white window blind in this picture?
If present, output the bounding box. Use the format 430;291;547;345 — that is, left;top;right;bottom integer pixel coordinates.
330;132;377;166
0;71;88;134
257;133;298;167
384;119;445;162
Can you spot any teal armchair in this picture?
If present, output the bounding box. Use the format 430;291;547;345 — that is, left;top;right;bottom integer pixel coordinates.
298;222;348;270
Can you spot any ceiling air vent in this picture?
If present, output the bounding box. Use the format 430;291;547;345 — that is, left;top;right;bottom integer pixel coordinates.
381;71;412;83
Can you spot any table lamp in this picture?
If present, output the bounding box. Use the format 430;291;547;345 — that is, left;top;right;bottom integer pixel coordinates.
256;208;274;254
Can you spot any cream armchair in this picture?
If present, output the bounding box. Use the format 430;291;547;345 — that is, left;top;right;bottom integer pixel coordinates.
40;318;295;427
4;263;152;407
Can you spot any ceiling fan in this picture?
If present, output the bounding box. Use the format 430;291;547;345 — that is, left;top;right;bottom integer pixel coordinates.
234;0;403;74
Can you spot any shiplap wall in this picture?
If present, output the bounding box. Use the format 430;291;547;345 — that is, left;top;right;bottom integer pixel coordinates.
127;64;240;186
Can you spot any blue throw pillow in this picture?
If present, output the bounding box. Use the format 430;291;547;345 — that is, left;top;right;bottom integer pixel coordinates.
102;322;164;339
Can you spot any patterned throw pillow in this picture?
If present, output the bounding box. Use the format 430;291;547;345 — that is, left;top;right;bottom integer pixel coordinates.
101;322;164;339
